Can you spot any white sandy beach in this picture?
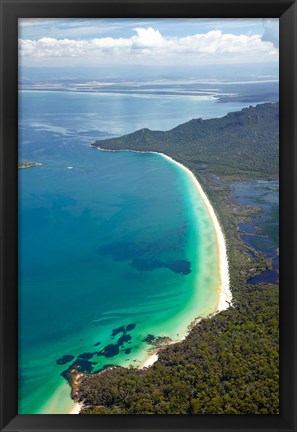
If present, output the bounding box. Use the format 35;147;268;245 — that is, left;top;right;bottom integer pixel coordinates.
140;353;159;369
69;402;82;414
96;146;232;314
69;147;233;414
133;151;233;372
157;152;232;313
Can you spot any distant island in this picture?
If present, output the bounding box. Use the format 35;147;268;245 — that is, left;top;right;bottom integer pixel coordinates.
65;102;279;415
19;80;279;106
18;162;42;169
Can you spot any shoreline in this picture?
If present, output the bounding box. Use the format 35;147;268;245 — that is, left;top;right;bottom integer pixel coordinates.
140;352;159;369
94;145;232;315
158;152;232;312
70;145;232;414
69;402;83;414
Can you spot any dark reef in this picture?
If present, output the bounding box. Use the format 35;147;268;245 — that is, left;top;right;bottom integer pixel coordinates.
56;355;75;365
75;103;279;415
131;258;191;275
117;334;132;346
78;352;97;360
98;239;190;275
61;358;97;384
98;344;120;358
111;326;126;337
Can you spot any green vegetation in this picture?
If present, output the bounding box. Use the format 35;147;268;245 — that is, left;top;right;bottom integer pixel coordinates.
78;283;278;414
92;102;278;178
75;102;279;414
18;161;42;168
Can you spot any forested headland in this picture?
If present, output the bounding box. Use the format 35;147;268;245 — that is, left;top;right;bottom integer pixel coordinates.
73;102;279;414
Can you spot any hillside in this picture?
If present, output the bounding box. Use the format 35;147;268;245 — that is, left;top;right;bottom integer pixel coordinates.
92;102;279;177
72;102;280;414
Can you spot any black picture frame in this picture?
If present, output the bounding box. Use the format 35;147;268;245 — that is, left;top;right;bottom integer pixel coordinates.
0;1;296;431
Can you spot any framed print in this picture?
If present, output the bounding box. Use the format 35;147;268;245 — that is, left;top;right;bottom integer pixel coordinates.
0;0;296;431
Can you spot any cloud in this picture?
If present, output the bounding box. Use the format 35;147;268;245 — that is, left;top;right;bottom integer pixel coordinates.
19;18;60;27
132;27;164;48
261;19;279;48
19;27;278;65
18;18;164;40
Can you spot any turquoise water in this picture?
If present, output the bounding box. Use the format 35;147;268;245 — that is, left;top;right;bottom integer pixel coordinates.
18;91;249;414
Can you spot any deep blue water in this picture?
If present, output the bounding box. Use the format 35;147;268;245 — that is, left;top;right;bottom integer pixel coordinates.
19;90;257;413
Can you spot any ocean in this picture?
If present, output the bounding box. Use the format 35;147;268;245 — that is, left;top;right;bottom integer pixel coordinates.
18;90;257;414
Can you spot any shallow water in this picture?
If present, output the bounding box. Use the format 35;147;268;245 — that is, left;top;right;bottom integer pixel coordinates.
18;90;251;414
230;180;279;284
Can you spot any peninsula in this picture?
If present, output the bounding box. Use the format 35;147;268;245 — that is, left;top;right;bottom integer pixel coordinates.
72;102;279;414
91;102;278;179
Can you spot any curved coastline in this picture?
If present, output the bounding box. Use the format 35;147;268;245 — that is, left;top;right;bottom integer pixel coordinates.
137;151;232;370
94;146;232;313
70;146;232;414
158;152;232;312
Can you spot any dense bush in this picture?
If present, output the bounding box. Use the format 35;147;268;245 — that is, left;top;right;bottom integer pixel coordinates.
78;103;279;414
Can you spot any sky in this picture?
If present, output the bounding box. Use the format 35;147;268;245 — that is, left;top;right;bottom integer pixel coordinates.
19;18;279;68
